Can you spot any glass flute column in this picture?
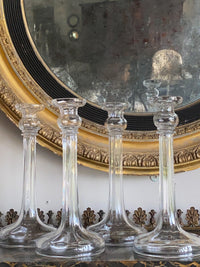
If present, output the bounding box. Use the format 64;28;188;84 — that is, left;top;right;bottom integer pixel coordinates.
88;102;145;246
0;104;55;248
36;98;105;258
133;96;200;259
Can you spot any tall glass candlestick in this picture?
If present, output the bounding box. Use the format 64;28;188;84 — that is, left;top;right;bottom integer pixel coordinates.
133;96;200;259
0;104;55;248
88;102;145;246
36;98;105;258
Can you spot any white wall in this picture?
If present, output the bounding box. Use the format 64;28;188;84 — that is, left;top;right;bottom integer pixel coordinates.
0;109;199;223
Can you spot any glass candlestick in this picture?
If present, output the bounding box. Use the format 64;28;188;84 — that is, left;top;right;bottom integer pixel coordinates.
133;96;200;259
36;98;105;258
88;102;145;246
0;104;55;248
143;79;161;112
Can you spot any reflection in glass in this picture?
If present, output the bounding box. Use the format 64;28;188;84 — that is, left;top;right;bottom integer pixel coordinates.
68;30;79;41
24;0;200;112
133;96;200;259
142;79;161;112
67;14;79;27
151;50;183;96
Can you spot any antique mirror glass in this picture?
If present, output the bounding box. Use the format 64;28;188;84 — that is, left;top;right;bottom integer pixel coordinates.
1;0;200;174
23;0;200;111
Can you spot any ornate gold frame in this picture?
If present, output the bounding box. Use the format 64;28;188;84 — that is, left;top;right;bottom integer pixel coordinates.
0;0;200;175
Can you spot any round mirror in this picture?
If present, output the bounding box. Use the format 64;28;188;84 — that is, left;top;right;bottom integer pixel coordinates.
24;0;200;113
1;0;200;174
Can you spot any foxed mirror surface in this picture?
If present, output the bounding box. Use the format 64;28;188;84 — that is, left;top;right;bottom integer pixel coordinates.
23;0;200;114
3;0;200;174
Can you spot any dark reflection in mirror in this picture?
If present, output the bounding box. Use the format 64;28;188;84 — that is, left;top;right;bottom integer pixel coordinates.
24;0;200;113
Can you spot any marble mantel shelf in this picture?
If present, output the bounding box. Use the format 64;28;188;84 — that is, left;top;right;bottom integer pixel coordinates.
0;247;200;267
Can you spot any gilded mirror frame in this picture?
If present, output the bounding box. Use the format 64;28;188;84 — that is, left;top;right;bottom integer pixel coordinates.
0;0;200;175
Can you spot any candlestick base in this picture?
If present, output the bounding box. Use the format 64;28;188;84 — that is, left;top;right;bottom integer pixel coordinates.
36;224;105;258
89;212;144;246
134;223;200;259
0;218;54;248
